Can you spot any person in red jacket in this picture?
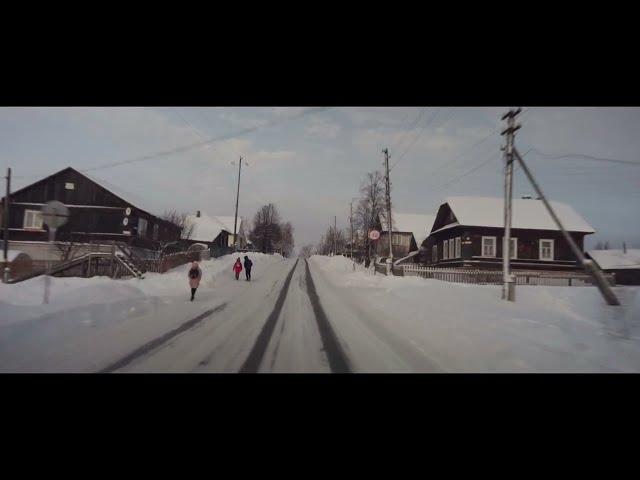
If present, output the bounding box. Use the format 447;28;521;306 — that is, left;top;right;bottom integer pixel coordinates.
233;257;243;280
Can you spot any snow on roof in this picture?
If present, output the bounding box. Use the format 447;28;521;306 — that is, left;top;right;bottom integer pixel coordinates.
214;216;243;233
184;213;242;242
588;249;640;270
184;213;225;242
3;250;28;262
380;212;436;246
443;196;595;233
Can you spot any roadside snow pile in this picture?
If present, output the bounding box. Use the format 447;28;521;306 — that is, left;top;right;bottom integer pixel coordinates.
0;252;282;325
309;255;640;372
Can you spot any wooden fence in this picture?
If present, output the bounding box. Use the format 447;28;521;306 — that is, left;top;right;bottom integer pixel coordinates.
399;265;616;287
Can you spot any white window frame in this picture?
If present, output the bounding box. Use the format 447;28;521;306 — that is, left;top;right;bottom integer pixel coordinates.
539;239;554;261
432;245;438;263
448;239;454;259
508;237;518;259
455;237;461;258
443;240;448;260
481;236;497;257
23;209;44;230
138;217;148;237
152;223;159;241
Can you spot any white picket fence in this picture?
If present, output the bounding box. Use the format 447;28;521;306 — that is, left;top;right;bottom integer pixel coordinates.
401;265;615;287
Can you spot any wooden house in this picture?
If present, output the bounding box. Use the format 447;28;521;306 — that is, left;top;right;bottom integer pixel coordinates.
374;212;436;260
420;196;595;271
587;248;640;285
181;212;246;255
1;167;181;266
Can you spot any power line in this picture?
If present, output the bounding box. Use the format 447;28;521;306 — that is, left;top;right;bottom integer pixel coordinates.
14;107;334;179
528;148;640;166
390;107;456;171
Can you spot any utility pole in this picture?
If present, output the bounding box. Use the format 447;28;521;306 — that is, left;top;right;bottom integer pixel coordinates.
512;147;620;306
501;108;521;301
383;148;393;275
334;215;337;256
3;168;11;283
232;157;246;251
350;200;355;270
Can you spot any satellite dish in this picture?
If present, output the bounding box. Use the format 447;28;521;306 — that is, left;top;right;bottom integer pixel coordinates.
125;207;132;216
41;201;69;230
123;218;129;226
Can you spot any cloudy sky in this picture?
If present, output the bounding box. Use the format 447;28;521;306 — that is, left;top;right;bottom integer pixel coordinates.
1;107;639;250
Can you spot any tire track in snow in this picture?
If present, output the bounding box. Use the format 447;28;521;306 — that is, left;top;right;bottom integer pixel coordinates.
304;259;351;373
99;302;228;373
239;259;299;373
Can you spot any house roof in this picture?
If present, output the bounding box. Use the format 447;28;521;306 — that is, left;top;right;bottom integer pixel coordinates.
588;249;640;270
441;196;595;233
380;212;437;247
6;167;162;219
183;213;242;242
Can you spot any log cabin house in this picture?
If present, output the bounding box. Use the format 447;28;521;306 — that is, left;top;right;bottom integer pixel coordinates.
420;196;595;271
374;212;436;260
181;212;247;255
587;248;640;285
1;167;181;267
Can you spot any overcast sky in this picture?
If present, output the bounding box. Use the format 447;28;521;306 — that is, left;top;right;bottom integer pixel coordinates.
1;107;639;251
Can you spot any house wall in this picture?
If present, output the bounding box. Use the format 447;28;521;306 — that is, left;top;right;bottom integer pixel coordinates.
375;232;416;258
422;226;587;270
2;168;180;251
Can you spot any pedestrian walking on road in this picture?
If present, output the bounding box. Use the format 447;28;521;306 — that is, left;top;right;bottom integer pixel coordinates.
233;257;243;281
188;261;202;301
243;255;253;281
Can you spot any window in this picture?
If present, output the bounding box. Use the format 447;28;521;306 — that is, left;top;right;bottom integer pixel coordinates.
138;217;148;237
455;237;461;258
509;237;518;259
539;239;554;261
443;240;448;260
153;223;159;241
482;236;496;257
448;239;454;259
23;210;43;229
392;234;403;246
432;245;438;262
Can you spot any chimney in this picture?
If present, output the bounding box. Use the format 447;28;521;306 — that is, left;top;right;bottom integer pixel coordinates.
196;210;201;218
521;195;532;200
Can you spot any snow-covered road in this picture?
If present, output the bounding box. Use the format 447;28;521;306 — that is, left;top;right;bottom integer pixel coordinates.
1;253;640;372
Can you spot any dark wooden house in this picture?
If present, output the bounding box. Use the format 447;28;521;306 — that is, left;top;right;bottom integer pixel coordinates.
373;212;436;260
180;211;232;256
587;248;640;285
1;167;181;264
420;196;595;271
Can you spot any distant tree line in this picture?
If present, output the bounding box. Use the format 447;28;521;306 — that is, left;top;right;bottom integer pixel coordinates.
248;203;295;257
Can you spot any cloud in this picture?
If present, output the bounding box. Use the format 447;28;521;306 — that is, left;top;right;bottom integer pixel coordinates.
304;118;341;139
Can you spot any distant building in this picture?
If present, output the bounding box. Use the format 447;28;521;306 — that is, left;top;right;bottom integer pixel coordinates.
373;212;436;260
587;248;640;285
182;211;247;255
421;196;595;271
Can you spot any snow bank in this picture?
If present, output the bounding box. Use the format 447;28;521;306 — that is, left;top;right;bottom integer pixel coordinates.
309;255;640;372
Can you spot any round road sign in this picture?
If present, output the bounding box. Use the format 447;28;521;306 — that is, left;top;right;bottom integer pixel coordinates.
368;229;380;240
41;201;69;229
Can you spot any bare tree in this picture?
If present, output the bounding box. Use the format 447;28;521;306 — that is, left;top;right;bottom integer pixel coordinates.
249;204;282;254
299;245;314;258
161;210;194;240
353;171;385;265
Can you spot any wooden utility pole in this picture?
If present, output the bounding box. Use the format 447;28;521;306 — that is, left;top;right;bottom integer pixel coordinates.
350;200;355;270
334;215;337;256
3;168;11;283
383;148;393;274
232;157;245;251
501;108;521;301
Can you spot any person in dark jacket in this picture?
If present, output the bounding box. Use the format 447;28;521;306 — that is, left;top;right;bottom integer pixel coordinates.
243;256;253;281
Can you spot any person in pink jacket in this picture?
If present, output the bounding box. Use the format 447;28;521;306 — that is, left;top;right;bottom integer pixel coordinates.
188;261;202;301
233;257;243;280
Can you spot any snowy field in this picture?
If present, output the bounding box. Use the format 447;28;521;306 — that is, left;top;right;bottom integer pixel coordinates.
0;253;287;372
309;255;640;372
